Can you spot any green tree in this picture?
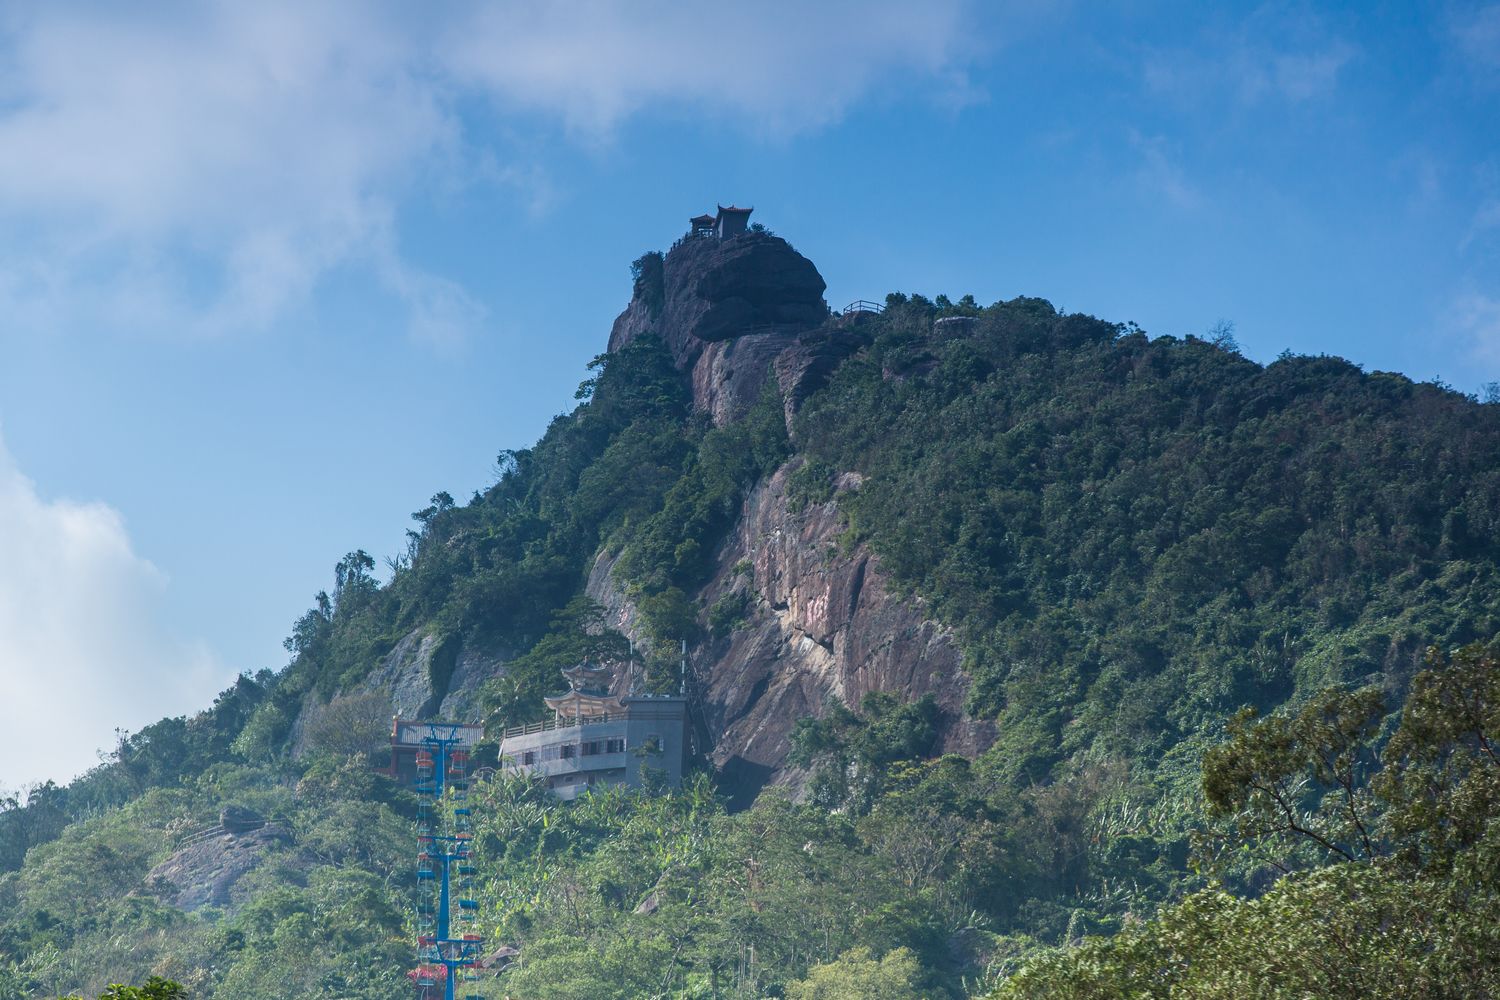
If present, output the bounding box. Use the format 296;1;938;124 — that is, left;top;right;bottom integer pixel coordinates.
991;642;1500;999
1375;642;1500;870
62;977;187;1000
786;947;925;1000
791;694;939;814
1200;685;1386;871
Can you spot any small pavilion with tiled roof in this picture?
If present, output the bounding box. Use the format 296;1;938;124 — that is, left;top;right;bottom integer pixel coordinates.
544;661;625;722
690;213;716;238
687;205;754;240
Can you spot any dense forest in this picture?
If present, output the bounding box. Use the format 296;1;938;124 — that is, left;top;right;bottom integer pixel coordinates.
2;283;1497;998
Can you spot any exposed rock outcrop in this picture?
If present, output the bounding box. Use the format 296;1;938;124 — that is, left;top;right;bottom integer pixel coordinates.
609;232;826;362
609;231;845;426
293;629;505;758
588;460;994;804
437;643;509;721
360;629;449;719
594;229;989;802
145;821;292;911
219;805;266;835
772;328;870;424
353;629;504;722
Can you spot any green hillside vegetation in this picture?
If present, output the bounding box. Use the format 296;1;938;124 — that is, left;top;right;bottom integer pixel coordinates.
988;642;1499;999
2;287;1498;997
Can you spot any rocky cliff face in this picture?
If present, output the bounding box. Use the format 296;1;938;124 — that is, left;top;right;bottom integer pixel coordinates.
587;460;994;804
609;231;858;427
601;229;991;799
291;630;505;757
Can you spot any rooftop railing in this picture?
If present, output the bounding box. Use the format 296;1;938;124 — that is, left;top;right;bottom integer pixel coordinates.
842;299;885;316
501;713;618;740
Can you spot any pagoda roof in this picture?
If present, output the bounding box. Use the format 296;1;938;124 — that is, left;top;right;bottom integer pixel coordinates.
562;659;614;674
716;204;753;215
690;213;716;224
561;661;618;695
562;662;613;679
544;689;625;714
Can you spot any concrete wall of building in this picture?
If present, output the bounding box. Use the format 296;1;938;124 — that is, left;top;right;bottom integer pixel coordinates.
498;696;687;797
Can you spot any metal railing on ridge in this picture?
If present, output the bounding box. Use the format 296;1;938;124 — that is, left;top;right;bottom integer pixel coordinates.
176;824;226;848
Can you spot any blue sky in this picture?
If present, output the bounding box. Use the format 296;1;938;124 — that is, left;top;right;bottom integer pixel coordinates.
1;1;1497;788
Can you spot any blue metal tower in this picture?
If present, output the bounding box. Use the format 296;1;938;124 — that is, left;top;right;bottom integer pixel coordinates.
409;724;483;1000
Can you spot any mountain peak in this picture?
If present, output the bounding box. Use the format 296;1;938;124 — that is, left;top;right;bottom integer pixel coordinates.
609;221;841;425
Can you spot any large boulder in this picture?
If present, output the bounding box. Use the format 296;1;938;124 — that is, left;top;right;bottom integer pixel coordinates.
606;231;860;427
691;236;827;335
219;804;265;835
145;823;293;911
609;231;828;376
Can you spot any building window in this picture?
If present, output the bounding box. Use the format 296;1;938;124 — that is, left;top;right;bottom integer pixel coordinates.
560;744;575;759
522;751;536;765
605;738;624;754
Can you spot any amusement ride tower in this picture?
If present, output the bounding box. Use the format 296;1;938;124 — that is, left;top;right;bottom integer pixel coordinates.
409;725;484;1000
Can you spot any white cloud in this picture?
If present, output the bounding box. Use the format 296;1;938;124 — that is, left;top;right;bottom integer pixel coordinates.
1130;131;1202;211
0;431;228;789
1258;42;1357;102
1141;10;1356;108
441;1;978;136
0;1;980;343
0;2;467;342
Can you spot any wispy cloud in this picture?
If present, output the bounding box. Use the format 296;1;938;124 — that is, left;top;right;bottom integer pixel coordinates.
1255;42;1358;102
1130;131;1203;210
441;1;978;137
1141;8;1357;108
0;431;228;788
0;1;980;344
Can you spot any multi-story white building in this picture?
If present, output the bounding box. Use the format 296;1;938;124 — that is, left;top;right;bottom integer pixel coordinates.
498;661;687;799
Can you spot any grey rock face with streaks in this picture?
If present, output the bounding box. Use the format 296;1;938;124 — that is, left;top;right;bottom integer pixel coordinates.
361;629;447;719
303;630;505;751
437;643;509;722
145;823;293;912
